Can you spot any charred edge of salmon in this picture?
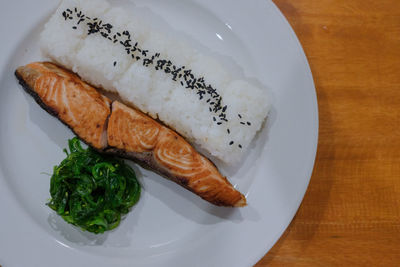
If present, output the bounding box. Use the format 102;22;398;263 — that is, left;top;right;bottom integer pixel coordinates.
15;69;109;152
15;70;59;117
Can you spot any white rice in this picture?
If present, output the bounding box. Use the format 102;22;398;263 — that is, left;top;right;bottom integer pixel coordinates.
40;0;270;164
40;0;111;70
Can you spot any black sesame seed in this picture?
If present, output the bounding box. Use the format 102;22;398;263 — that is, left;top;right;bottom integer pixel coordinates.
213;117;216;122
240;122;245;125
238;114;242;119
217;122;222;125
227;129;230;134
72;26;77;29
229;141;234;145
238;144;242;149
247;122;251;126
113;61;117;67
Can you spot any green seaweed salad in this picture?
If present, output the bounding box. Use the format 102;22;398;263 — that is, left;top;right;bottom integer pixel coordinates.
47;137;141;234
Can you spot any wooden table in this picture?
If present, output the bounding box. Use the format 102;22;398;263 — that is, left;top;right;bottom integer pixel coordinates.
256;1;400;266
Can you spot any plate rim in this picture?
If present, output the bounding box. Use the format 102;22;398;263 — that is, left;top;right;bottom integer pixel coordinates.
250;2;318;264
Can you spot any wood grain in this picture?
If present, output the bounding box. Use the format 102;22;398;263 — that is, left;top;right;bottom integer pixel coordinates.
256;1;400;266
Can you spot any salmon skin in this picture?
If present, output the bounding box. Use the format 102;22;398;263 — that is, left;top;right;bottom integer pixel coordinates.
15;62;246;207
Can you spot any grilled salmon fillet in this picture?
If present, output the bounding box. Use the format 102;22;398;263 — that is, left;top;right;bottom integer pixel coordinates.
15;62;246;207
15;62;110;150
107;101;246;206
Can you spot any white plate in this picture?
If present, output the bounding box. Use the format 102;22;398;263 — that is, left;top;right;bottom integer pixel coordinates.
0;0;318;266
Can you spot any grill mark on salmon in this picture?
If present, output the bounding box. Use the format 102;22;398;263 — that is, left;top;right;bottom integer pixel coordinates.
15;62;246;207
